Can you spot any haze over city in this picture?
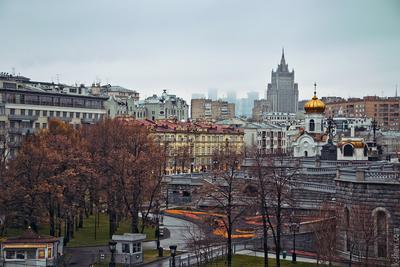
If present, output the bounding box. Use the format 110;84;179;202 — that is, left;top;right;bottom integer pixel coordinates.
0;0;399;101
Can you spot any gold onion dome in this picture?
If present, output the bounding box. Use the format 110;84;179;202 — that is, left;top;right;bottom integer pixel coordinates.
304;85;326;114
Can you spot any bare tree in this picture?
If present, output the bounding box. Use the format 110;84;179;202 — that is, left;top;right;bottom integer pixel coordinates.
263;153;298;267
200;146;246;267
312;202;337;266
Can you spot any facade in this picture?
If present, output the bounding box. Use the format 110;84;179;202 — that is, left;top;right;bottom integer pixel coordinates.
292;91;328;157
142;90;188;121
252;99;271;121
136;119;244;174
0;228;63;266
0;77;107;158
325;96;400;131
90;83;139;101
336;138;369;161
191;98;235;121
335;165;400;265
266;50;299;113
262;112;296;126
216;118;287;154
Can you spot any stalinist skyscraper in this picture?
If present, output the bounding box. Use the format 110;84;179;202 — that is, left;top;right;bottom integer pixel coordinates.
266;49;299;113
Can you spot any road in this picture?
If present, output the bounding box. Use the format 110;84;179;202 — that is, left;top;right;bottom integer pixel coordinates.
143;215;198;267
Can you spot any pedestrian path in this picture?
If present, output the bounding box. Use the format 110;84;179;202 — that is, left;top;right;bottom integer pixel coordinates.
236;249;318;263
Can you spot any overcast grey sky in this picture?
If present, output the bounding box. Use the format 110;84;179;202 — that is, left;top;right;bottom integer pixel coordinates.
0;0;399;101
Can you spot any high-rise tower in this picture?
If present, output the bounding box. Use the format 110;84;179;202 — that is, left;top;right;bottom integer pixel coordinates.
266;49;299;113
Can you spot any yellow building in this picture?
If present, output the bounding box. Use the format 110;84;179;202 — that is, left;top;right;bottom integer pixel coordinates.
138;119;244;174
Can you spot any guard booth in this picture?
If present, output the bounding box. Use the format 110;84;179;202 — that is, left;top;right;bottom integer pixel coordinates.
112;233;146;265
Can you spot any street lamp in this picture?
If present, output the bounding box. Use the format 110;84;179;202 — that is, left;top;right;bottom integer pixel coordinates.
108;240;117;267
289;216;300;263
169;245;177;267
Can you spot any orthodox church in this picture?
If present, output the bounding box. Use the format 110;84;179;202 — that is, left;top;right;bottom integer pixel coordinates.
292;86;328;157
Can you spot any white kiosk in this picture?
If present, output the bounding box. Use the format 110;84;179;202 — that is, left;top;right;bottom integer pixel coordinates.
111;233;146;265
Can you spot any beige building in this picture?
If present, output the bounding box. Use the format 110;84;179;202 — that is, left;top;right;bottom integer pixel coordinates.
191;98;235;121
136;119;244;174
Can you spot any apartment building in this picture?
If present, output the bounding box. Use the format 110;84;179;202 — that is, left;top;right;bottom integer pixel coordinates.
191;98;235;121
0;75;107;158
325;96;400;130
135;119;244;174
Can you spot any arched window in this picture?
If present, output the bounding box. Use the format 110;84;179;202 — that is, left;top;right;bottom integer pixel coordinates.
309;119;315;132
321;120;324;132
345;207;350;252
343;144;354;157
376;210;388;258
304;151;308;157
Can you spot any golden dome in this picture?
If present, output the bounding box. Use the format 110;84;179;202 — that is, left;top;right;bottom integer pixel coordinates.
304;91;325;114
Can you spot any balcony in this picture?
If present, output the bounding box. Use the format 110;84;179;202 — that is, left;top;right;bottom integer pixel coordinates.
8;115;38;121
8;127;35;135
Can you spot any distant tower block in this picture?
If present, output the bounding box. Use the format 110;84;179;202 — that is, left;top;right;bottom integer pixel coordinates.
266;49;299;113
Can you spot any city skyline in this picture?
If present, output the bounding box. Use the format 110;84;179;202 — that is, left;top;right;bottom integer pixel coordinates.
0;0;399;102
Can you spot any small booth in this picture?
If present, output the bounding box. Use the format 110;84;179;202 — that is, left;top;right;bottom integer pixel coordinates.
111;233;146;265
0;228;63;266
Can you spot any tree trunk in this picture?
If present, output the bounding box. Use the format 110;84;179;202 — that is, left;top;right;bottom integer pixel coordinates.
49;204;55;236
79;209;84;228
227;222;232;267
131;210;139;233
262;210;269;267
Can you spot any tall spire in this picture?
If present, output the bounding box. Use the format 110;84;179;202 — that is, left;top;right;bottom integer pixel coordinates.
278;47;288;72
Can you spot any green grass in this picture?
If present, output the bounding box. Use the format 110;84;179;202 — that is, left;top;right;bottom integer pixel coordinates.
3;213;157;248
205;255;326;267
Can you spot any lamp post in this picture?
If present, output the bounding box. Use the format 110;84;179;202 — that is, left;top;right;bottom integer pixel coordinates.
109;240;117;267
289;217;300;263
169;245;177;267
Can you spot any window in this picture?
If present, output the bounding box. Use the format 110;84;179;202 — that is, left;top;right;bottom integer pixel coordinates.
48;247;52;258
76;112;80;118
10;108;15;115
56;111;60;117
122;243;130;253
363;145;368;157
21;109;26;115
16;251;25;259
38;249;45;259
35;123;40;128
63;112;67;118
343;144;354;157
50;111;54;117
35;110;40;116
43;110;47;116
43;123;47;129
376;210;388;258
6;250;16;259
132;242;141;253
309;119;315;132
28;109;33;116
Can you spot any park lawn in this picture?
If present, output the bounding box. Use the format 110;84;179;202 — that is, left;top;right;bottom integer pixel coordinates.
206;255;325;267
3;213;156;248
67;213;156;247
